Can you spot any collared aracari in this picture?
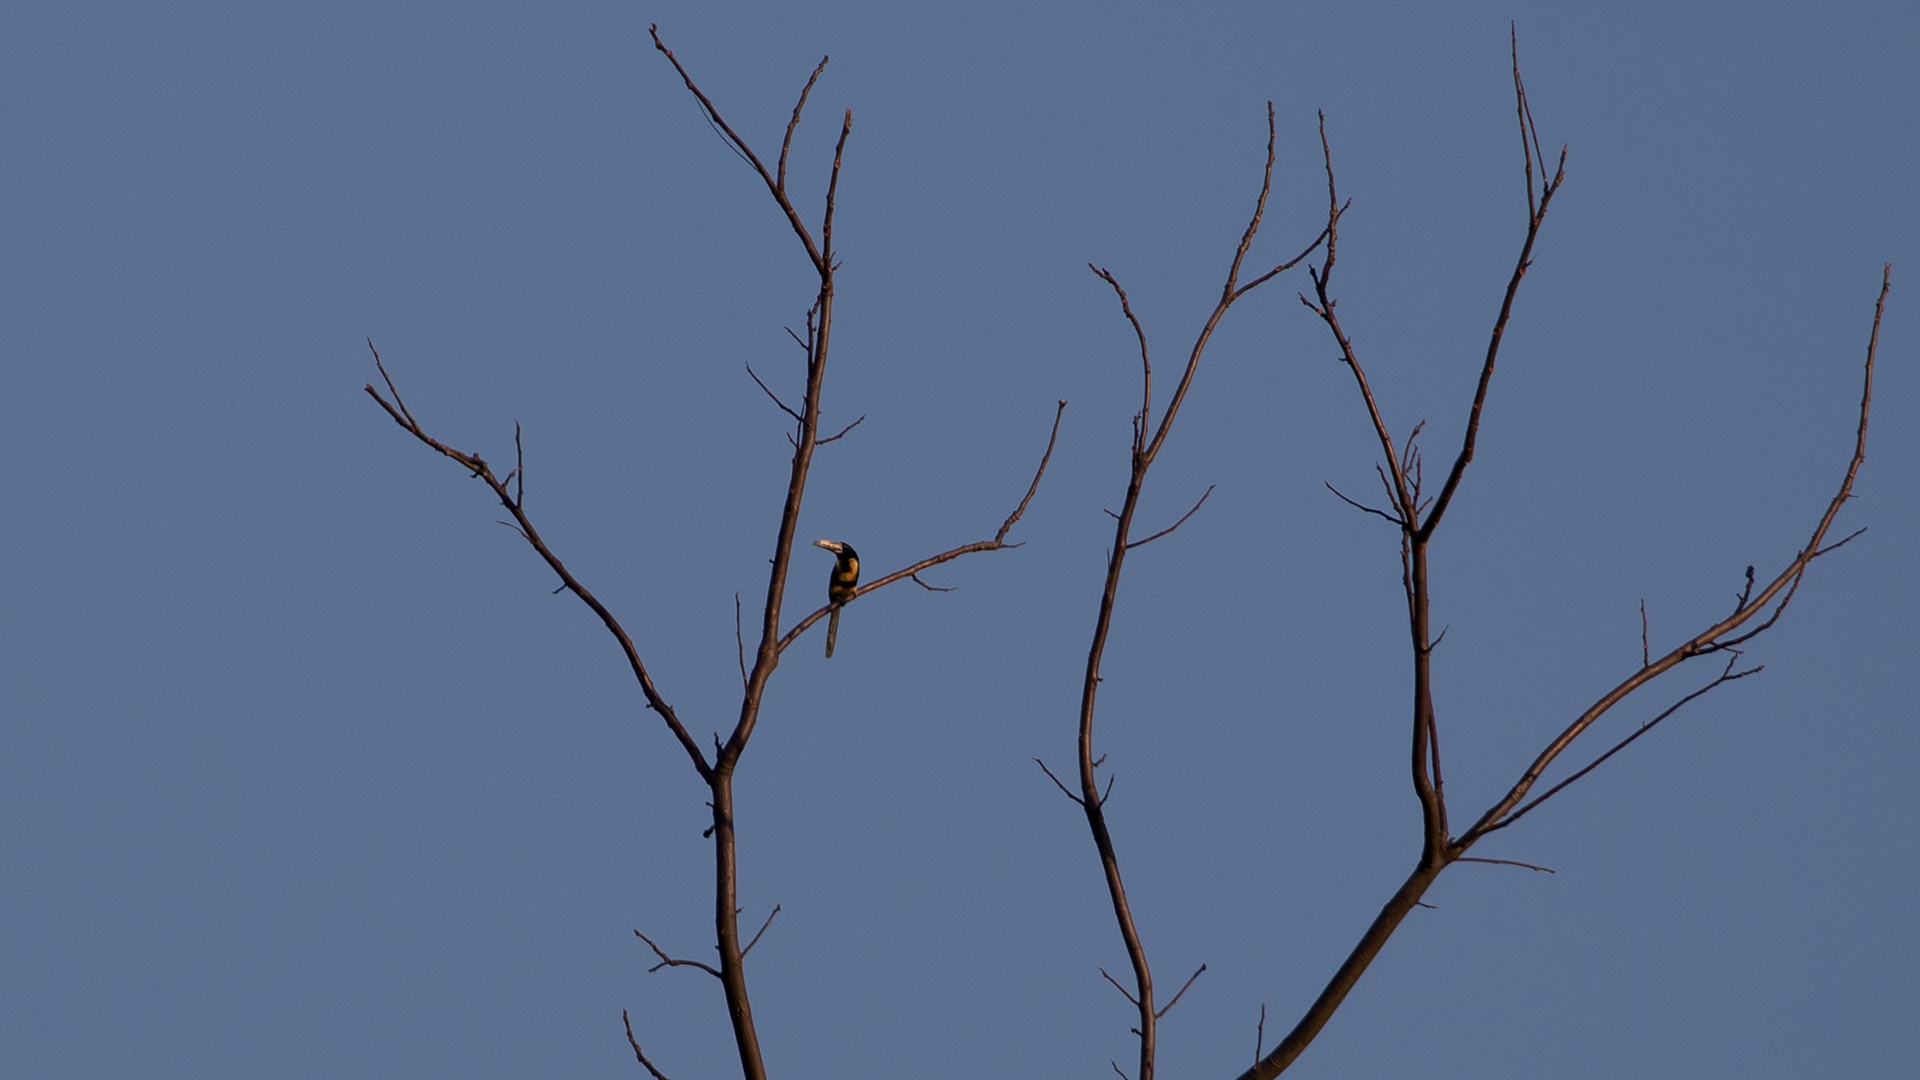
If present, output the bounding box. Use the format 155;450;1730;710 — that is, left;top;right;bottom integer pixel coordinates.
812;539;859;658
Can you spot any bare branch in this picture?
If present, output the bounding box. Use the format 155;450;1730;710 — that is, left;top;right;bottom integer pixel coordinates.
995;400;1069;545
816;414;866;444
512;421;524;508
624;1009;676;1080
1101;967;1140;1007
633;930;722;979
776;401;1068;653
1325;481;1406;528
1071;106;1333;1080
1456;856;1555;874
777;56;830;194
820;107;853;264
735;592;747;688
1460;267;1887;847
649;26;829;274
1415;30;1567;543
1126;485;1216;550
746;363;803;423
910;572;956;592
1254;1004;1266;1064
742;904;782;957
1155;963;1206;1019
1034;758;1084;806
1091;266;1153;446
365;347;712;782
1304;115;1414;525
1815;525;1868;558
1478;657;1762;837
1640;599;1650;669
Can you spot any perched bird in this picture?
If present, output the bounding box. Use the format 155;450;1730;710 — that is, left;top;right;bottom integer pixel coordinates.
812;539;860;658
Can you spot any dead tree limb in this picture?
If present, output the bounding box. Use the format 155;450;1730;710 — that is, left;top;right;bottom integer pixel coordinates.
1239;33;1887;1079
370;28;1066;1080
1066;101;1330;1080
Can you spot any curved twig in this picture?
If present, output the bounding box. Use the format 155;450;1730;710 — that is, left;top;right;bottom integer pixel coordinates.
776;400;1067;653
1126;485;1216;550
624;1010;677;1080
634;930;722;979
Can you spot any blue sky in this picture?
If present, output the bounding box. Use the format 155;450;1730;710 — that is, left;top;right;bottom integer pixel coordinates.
2;2;1914;1077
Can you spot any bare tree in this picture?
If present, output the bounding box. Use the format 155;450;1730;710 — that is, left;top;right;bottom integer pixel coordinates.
1052;32;1889;1080
367;27;1064;1080
366;26;1889;1080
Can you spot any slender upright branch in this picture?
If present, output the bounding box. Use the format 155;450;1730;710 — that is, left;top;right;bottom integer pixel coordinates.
1417;31;1566;543
1069;106;1326;1080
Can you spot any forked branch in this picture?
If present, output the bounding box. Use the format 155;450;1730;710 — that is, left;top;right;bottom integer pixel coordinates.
1417;27;1567;542
1244;28;1883;1075
633;929;722;979
1070;104;1329;1080
650;24;830;275
363;346;712;783
776;399;1068;653
1460;264;1888;845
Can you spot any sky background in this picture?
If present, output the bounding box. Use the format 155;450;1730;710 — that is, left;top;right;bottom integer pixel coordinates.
3;2;1915;1077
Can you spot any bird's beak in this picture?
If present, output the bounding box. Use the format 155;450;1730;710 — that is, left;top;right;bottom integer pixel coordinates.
813;539;844;553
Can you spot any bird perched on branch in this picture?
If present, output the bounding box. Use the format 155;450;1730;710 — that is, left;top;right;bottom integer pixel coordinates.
812;539;860;658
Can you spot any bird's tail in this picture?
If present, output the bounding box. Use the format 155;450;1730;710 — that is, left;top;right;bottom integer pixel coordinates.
825;606;840;659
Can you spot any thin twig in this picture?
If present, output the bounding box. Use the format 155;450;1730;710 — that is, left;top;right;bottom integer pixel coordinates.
1456;856;1555;873
776;401;1067;653
1415;29;1567;543
736;593;748;688
633;930;722;979
816;414;866;444
1325;481;1406;527
1640;599;1650;669
1155;963;1207;1019
742;904;782;957
910;572;956;592
746;363;804;423
777;56;829;193
1090;267;1153;447
649;25;829;274
1126;485;1216;550
1034;758;1084;806
1255;1004;1266;1063
1101;967;1140;1006
365;345;712;782
1460;268;1887;846
624;1009;676;1080
1479;657;1762;837
820;107;852;266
